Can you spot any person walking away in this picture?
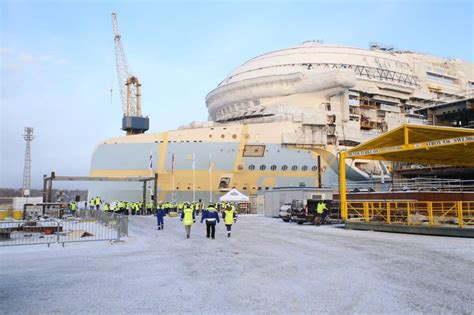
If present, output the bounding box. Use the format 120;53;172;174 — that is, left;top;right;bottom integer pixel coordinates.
95;196;101;210
222;205;237;237
156;204;165;230
202;203;220;239
316;201;328;226
180;203;195;238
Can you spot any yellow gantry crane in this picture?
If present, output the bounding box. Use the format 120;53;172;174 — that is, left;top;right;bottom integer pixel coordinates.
111;12;149;135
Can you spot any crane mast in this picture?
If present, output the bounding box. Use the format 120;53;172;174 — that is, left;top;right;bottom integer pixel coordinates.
111;12;149;135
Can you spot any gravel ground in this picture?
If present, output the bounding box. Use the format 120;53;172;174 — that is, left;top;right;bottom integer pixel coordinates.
1;215;473;314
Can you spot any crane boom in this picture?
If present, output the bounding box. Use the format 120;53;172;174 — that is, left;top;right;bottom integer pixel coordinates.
111;12;129;116
111;12;148;134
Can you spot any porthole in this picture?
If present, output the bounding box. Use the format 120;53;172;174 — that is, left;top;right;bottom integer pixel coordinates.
237;164;244;171
259;165;266;171
281;165;288;171
232;134;237;139
209;134;212;138
248;164;255;171
243;187;247;190
187;187;191;190
270;165;277;171
221;134;225;138
291;165;298;171
302;165;308;171
312;166;318;171
176;187;179;190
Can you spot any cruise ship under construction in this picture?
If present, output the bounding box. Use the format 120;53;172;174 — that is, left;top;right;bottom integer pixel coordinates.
89;40;474;202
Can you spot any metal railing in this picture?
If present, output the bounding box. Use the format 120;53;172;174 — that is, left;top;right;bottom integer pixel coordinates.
345;178;474;192
345;201;474;228
0;210;127;246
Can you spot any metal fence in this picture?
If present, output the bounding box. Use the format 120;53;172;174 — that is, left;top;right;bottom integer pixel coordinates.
344;178;474;192
0;210;127;247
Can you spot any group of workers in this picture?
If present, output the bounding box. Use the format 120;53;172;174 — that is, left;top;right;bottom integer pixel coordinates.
177;202;238;239
69;197;238;239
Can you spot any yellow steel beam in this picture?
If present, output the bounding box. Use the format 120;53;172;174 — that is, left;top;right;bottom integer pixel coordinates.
339;151;348;220
347;135;474;159
404;125;409;145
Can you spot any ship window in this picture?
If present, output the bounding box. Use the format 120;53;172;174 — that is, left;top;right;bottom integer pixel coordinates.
270;165;277;171
219;177;231;190
176;187;179;190
237;164;244;170
209;134;212;138
221;134;225;138
291;165;298;171
312;166;318;171
265;187;269;190
243;145;265;157
302;165;308;171
187;187;191;190
243;187;247;190
259;165;266;171
281;165;288;171
248;164;255;171
232;134;237;139
258;187;262;190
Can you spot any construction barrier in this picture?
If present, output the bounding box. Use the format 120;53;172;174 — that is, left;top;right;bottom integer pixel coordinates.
0;210;128;247
345;201;473;228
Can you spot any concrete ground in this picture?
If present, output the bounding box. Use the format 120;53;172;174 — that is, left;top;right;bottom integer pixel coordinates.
1;215;473;314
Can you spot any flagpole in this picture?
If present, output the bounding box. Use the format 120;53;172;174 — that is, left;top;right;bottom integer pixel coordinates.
148;150;153;204
192;153;196;202
209;153;212;203
171;153;175;203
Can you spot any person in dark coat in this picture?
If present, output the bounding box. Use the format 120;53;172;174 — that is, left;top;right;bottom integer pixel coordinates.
201;203;220;239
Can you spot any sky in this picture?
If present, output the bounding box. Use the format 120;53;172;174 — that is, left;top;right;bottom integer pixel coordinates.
1;0;473;189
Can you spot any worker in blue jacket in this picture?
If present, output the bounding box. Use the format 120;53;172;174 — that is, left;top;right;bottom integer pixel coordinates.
156;202;166;230
201;203;220;239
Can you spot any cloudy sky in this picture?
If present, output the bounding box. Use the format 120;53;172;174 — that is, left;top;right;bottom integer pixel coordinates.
1;0;473;189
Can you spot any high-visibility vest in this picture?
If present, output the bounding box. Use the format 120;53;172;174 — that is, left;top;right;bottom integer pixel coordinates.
224;209;235;225
104;204;109;211
183;208;194;225
95;197;100;205
317;203;327;214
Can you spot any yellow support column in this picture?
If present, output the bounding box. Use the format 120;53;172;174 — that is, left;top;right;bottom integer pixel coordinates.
386;202;391;224
339;152;348;220
406;202;411;225
363;202;369;223
428;202;434;226
457;201;464;228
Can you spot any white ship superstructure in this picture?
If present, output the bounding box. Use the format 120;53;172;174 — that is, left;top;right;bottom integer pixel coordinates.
89;41;474;201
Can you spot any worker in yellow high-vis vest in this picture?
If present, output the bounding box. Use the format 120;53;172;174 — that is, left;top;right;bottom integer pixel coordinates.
180;203;196;239
222;204;237;237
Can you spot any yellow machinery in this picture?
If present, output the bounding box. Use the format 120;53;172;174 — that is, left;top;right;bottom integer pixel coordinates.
339;124;474;227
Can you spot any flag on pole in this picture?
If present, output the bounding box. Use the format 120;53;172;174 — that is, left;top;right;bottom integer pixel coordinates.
149;150;153;170
171;153;175;174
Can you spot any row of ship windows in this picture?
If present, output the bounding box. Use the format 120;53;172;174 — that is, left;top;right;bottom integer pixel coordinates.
238;165;318;171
